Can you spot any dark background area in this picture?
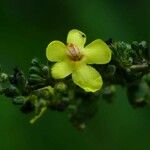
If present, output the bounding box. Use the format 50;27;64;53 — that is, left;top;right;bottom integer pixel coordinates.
0;0;149;150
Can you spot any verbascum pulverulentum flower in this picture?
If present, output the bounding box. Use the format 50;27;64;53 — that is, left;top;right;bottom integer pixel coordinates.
46;29;111;92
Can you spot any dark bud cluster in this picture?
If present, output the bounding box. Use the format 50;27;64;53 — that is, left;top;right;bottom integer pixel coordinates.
28;58;50;88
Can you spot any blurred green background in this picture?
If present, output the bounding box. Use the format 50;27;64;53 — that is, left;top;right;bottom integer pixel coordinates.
0;0;149;150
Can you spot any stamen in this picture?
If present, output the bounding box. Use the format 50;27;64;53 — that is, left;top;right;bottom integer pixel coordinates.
67;43;83;61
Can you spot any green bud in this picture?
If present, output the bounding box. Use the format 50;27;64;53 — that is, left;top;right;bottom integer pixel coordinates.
131;41;139;50
54;82;67;92
3;85;20;97
102;85;116;103
78;123;86;130
42;66;49;76
31;58;40;66
139;41;147;49
29;66;41;75
106;65;116;76
127;81;149;107
13;96;26;105
0;73;8;82
29;74;45;84
34;86;54;99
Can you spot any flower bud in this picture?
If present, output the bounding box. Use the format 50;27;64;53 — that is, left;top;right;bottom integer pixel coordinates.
0;73;8;82
54;82;67;92
42;66;49;76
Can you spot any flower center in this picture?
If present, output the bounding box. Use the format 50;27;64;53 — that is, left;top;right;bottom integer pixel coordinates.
67;43;83;61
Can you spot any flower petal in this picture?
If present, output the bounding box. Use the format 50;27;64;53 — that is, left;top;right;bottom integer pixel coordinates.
84;39;112;64
72;65;103;92
46;40;67;62
67;29;86;48
51;61;72;79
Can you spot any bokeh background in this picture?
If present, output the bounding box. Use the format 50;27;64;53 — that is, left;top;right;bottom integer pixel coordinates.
0;0;149;150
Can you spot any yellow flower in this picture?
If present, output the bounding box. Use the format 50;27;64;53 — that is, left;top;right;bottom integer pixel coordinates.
46;29;111;92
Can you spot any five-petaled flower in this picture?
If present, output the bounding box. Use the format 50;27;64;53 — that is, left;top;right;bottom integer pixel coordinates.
46;29;111;92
